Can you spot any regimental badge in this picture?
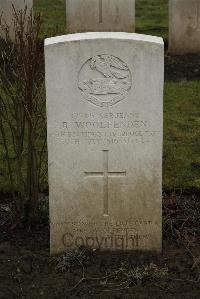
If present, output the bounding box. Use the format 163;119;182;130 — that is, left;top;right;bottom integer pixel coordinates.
78;54;132;108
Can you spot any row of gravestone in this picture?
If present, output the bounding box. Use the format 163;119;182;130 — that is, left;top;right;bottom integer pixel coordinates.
1;0;200;54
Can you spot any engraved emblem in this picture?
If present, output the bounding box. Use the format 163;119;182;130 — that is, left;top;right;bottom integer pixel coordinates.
78;54;132;108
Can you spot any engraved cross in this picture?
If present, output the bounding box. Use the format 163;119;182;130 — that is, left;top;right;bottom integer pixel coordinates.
192;3;200;30
99;0;103;23
84;150;126;216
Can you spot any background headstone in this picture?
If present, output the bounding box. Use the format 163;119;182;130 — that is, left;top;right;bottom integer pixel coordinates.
169;0;200;54
66;0;135;33
45;32;164;255
0;0;33;39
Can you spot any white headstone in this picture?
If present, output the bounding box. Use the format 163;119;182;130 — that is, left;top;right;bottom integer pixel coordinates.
169;0;200;54
66;0;135;33
0;0;33;39
45;32;164;255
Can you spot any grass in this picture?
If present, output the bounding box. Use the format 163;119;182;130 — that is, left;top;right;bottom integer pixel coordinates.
34;0;66;36
136;0;168;38
0;0;199;192
164;81;200;190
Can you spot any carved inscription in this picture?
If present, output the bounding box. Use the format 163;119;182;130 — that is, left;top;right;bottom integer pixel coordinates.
59;111;160;146
84;150;126;216
51;219;159;250
78;54;132;107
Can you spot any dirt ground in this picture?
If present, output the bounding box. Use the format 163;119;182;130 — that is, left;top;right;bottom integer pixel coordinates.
0;191;199;299
0;53;200;298
165;53;200;81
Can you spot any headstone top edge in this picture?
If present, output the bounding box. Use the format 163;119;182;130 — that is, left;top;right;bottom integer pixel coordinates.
44;32;164;47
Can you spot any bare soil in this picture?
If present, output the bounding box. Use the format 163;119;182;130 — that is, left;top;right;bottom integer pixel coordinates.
165;53;200;81
0;192;200;299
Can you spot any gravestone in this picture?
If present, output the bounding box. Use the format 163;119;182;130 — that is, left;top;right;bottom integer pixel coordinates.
169;0;200;54
45;32;164;255
66;0;135;33
0;0;33;39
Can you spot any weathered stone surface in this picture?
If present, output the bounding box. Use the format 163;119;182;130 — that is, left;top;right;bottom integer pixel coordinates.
66;0;135;33
0;0;33;39
169;0;200;54
45;32;164;254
